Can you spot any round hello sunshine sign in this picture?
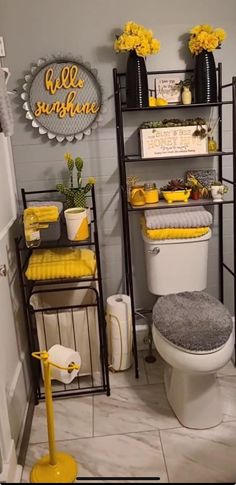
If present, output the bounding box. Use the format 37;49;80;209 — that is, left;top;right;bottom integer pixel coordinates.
21;56;103;142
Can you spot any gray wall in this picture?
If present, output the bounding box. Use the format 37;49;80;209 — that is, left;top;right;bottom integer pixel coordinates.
1;0;236;313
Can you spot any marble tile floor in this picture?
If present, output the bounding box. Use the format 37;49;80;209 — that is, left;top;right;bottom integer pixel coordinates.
22;351;236;483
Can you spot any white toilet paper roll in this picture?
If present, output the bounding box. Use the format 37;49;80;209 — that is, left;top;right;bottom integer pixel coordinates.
47;344;81;384
106;294;132;372
106;294;131;323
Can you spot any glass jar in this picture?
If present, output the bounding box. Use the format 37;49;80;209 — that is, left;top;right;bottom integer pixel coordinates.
144;183;159;204
24;209;41;248
208;136;218;152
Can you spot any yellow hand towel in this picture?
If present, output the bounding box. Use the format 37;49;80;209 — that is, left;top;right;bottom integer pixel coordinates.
141;218;209;240
24;206;59;223
25;248;96;280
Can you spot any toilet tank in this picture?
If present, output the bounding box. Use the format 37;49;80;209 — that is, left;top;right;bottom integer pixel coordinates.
142;230;211;295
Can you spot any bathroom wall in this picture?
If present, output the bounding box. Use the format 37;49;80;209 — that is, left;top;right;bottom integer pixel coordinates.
1;0;236;313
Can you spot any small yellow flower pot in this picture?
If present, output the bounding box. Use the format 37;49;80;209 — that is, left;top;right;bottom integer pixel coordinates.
162;189;191;204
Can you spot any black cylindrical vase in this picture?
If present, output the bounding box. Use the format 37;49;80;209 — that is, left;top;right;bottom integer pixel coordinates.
126;50;149;108
194;50;217;103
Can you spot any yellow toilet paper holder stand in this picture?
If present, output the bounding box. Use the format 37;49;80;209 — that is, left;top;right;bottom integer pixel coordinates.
30;351;80;483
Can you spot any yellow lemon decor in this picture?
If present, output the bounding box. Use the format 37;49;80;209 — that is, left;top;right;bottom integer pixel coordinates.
189;24;227;55
149;96;168;107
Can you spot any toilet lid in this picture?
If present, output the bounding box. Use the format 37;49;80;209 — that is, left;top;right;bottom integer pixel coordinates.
153;291;233;352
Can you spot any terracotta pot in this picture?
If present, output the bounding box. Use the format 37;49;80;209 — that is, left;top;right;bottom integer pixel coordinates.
191;190;200;200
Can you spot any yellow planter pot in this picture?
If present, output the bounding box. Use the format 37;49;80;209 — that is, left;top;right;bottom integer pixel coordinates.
162;189;191;204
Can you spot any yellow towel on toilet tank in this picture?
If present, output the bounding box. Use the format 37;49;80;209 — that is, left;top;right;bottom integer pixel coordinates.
25;248;96;280
24;206;59;223
141;219;209;240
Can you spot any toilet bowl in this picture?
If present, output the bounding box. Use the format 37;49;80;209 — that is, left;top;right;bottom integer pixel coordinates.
142;228;234;429
153;325;234;429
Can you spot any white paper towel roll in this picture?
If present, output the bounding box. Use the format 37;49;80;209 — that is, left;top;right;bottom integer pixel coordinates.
106;294;132;371
47;344;81;384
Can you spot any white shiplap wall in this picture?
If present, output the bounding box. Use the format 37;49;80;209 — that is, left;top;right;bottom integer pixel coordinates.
1;0;236;312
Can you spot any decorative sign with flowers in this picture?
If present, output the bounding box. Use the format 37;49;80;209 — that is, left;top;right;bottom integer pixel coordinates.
21;56;103;142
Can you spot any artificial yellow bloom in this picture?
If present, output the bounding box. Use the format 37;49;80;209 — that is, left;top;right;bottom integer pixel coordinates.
64;153;73;162
201;24;213;33
215;28;227;42
114;21;160;57
189;24;227;55
190;25;202;35
88;177;96;185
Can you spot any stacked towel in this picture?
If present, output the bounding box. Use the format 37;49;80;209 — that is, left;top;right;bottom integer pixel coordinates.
25;248;96;280
144;207;212;229
24;206;59;224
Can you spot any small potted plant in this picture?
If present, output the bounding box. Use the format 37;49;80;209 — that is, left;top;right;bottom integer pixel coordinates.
56;153;96;211
160;178;191;204
56;154;96;240
187;174;203;200
210;181;228;202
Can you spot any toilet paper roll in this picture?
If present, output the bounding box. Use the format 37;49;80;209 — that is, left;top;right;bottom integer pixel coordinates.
106;294;132;371
47;344;81;384
106;294;131;323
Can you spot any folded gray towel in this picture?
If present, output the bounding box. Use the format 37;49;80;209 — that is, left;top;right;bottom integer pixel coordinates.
145;206;212;229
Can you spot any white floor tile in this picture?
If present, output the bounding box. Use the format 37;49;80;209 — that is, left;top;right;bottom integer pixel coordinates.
23;431;168;483
160;421;236;483
94;384;180;437
29;396;93;444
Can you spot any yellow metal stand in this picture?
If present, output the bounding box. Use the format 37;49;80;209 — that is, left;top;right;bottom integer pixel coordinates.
30;351;80;483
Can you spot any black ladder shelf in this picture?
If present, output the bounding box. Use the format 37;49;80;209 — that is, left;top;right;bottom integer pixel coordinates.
15;185;110;402
113;63;236;377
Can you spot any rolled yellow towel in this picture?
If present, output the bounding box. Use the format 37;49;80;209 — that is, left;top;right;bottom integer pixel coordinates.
24;206;59;223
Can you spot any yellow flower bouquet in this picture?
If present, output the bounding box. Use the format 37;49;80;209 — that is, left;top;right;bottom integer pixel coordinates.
114;21;160;57
189;24;227;55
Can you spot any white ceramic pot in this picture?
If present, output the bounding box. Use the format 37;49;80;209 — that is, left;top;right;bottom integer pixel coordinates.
64;207;89;241
211;185;224;202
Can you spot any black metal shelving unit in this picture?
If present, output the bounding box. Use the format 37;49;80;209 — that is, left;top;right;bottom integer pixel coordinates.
15;185;110;402
113;63;236;378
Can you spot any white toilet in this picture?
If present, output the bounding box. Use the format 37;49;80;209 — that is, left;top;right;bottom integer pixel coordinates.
142;230;234;429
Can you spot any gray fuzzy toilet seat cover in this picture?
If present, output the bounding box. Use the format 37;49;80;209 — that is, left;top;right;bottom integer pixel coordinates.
153;291;233;352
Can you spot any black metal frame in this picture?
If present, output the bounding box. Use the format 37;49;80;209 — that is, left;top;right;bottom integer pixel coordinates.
113;64;236;377
15;185;110;402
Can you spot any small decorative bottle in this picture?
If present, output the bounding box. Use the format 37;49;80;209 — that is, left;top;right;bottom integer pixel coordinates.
24;209;41;248
208;136;218;152
182;86;192;105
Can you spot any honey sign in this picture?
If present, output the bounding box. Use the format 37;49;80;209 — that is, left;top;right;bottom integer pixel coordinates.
21;57;103;142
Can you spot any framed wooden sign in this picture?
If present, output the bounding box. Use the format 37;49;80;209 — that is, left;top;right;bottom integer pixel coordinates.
21;56;103;142
155;76;181;104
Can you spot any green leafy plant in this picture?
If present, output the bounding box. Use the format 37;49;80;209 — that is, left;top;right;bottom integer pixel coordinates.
56;153;96;209
141;117;206;130
176;78;193;90
211;180;228;194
